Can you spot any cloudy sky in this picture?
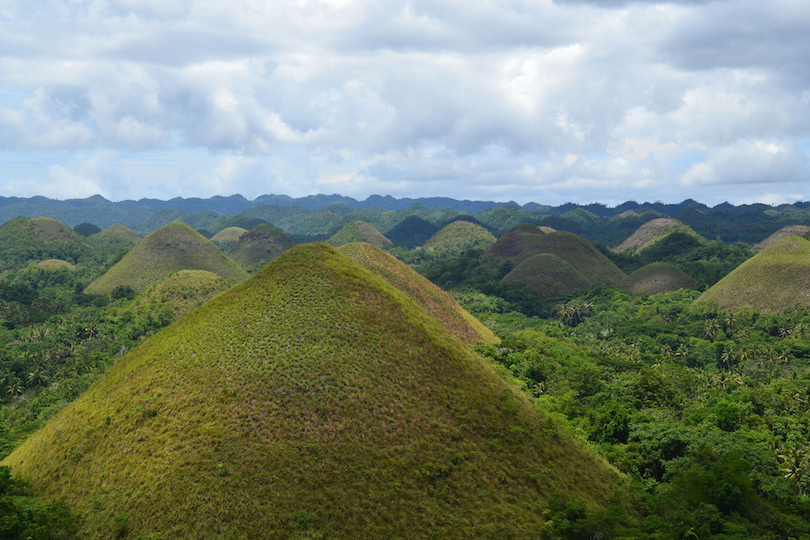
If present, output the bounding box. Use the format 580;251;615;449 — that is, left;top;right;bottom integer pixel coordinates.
1;0;808;206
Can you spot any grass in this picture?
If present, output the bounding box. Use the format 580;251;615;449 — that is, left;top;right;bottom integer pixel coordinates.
85;222;248;294
36;259;77;271
0;216;99;270
698;236;810;313
4;243;622;538
127;270;232;321
422;220;496;257
754;225;810;251
339;242;499;345
613;218;704;254
227;224;296;271
622;263;697;295
502;253;591;297
326;220;393;248
210;227;247;252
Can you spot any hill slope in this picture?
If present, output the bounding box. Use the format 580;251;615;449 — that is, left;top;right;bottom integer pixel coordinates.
85;222;247;294
339;242;498;345
613;218;703;254
210;226;247;252
4;244;619;538
0;216;99;269
622;263;697;295
326;220;393;248
422;220;496;257
698;236;810;312
754;225;810;251
502;253;592;298
227;223;296;270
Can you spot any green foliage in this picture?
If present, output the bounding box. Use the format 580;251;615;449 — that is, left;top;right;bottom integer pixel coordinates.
0;466;81;539
326;220;393;248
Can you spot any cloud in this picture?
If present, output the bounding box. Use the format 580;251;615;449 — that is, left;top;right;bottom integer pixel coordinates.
682;139;809;186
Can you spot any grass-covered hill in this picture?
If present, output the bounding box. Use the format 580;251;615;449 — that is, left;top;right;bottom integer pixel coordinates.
488;225;626;288
35;259;77;271
85;222;248;295
227;224;296;271
125;270;231;323
210;226;247;252
501;253;592;298
339;242;498;345
754;225;810;251
0;216;100;270
613;218;704;254
3;243;621;538
622;263;697;295
698;236;810;313
87;224;140;261
326;220;393;248
385;215;441;248
422;220;496;257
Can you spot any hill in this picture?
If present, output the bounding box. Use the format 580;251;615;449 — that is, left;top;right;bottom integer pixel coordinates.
502;253;592;298
35;259;76;271
124;270;231;323
613;218;703;254
339;242;498;345
422;220;496;257
87;224;141;261
210;226;247;252
326;220;393;248
3;243;620;538
488;225;626;287
227;224;296;271
622;263;697;295
0;216;99;270
754;225;810;251
85;222;248;294
385;215;440;248
698;236;810;313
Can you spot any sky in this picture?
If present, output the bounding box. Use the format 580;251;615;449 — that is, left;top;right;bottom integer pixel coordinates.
1;0;809;207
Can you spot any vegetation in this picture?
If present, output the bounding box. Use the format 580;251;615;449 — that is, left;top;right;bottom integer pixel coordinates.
622;263;697;295
0;217;101;270
326;220;393;248
227;223;296;272
210;226;247;252
421;220;496;257
613;218;705;254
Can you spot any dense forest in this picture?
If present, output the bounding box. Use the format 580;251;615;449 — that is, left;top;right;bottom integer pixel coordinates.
2;195;810;537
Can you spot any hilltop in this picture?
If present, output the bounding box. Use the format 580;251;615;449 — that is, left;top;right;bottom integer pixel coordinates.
502;253;592;298
339;242;498;345
326;220;393;248
85;222;247;294
3;243;620;538
422;220;496;257
613;218;703;254
0;216;99;270
123;270;231;323
622;263;697;295
227;223;296;271
698;236;810;313
210;226;247;252
754;225;810;251
87;224;140;261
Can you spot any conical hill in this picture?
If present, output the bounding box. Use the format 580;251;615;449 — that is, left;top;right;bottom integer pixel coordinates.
210;226;247;252
0;216;98;270
326;220;393;248
88;224;141;260
85;222;247;294
613;218;703;254
622;263;697;295
4;244;619;538
488;225;626;287
339;242;498;345
754;225;810;251
502;253;591;298
422;220;496;257
126;270;231;323
227;223;295;270
698;236;810;313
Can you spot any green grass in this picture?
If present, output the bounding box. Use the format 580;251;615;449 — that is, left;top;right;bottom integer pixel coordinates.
613;218;704;254
422;220;496;257
622;263;697;295
0;217;100;270
35;259;77;271
227;224;295;271
85;222;248;294
698;236;810;312
754;225;810;251
4;243;621;538
339;242;499;345
210;227;247;252
326;220;393;248
127;270;232;322
502;253;591;297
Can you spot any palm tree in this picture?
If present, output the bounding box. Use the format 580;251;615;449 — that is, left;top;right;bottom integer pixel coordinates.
720;348;735;370
704;319;720;342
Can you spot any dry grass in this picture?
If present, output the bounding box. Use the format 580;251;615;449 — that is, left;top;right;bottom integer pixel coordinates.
613;218;703;254
622;263;696;295
326;220;393;248
36;259;77;271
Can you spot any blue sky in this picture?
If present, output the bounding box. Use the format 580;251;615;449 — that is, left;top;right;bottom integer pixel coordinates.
1;0;809;206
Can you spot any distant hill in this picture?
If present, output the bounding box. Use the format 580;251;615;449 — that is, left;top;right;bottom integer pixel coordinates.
622;263;697;295
0;216;99;270
227;224;296;271
35;259;76;271
502;253;591;298
125;269;231;323
613;218;703;254
754;225;810;251
87;224;140;262
488;225;626;288
326;220;393;248
85;222;248;294
210;226;247;252
3;243;620;538
698;236;810;312
422;221;496;257
339;242;498;345
385;215;440;248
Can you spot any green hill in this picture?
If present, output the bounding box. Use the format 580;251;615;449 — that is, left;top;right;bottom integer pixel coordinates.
124;270;231;323
385;215;440;248
227;224;296;271
88;224;141;261
698;236;810;313
3;243;620;538
35;259;76;271
85;222;247;295
422;220;496;257
326;220;393;248
210;226;247;252
622;263;697;295
502;253;592;298
754;225;810;251
488;225;626;287
0;216;99;270
613;218;704;254
339;242;498;345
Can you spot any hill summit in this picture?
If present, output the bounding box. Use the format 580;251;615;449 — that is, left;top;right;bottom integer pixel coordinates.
613;218;703;254
326;220;393;248
422;220;496;256
85;222;247;294
4;243;619;538
227;223;296;270
0;216;98;269
698;236;810;313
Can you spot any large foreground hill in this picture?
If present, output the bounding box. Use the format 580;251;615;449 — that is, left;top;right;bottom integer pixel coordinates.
3;243;619;538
